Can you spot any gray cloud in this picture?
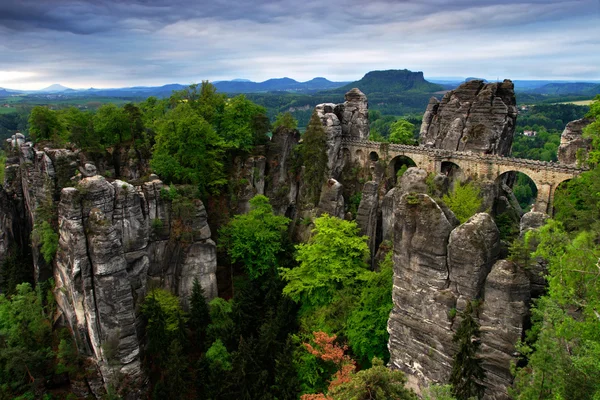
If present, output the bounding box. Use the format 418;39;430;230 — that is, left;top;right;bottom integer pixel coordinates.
0;0;598;89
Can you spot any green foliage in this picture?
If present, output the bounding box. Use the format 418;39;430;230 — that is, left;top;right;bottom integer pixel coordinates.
422;385;456;400
300;111;328;205
345;252;394;366
449;301;485;400
0;246;33;295
347;192;362;217
219;195;290;279
150;102;226;194
93;103;130;147
189;278;210;351
220;94;269;150
281;215;370;309
328;357;417;400
31;221;58;264
388;119;415;144
396;164;408;179
206;297;235;345
28;106;65;143
0;283;54;397
583;95;600;166
553;164;600;232
57;107;97;150
442;181;482;224
273;112;298;130
205;339;232;371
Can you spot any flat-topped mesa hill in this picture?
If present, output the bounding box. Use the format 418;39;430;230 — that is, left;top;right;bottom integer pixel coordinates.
332;69;444;94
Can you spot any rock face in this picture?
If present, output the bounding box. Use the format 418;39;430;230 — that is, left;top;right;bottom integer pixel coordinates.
388;189;528;397
480;260;531;400
420;80;517;156
557;118;592;165
265;126;301;217
315;88;369;179
388;192;456;388
355;181;379;258
2;140;218;391
317;178;345;219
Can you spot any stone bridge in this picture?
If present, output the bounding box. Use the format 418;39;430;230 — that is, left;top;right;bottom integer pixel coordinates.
340;138;586;214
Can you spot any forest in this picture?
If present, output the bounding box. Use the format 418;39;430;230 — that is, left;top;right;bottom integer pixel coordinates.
0;82;599;399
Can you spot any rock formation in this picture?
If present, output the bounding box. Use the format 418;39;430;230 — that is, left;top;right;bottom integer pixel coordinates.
387;169;533;398
480;260;531;400
557;117;592;165
315;88;369;179
420;80;517;156
1;138;217;391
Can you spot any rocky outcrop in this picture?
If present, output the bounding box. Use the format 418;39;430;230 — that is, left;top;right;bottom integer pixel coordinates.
232;155;266;214
388;192;456;388
2;140;218;392
557;118;592;165
265;126;301;217
480;260;530;400
448;213;500;310
420;80;517;156
315;88;369;179
519;211;549;298
355;181;379;258
317;178;345;219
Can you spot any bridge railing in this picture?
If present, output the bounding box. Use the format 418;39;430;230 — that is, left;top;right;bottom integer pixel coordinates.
340;138;586;175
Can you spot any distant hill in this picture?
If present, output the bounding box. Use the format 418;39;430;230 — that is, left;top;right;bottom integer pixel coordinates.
213;77;349;93
530;82;600;96
332;69;444;94
39;84;72;93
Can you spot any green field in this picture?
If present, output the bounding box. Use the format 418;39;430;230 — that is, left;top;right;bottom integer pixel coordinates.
0;107;17;114
556;99;595;106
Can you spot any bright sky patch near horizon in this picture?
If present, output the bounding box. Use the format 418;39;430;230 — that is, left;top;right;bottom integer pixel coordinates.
0;0;599;90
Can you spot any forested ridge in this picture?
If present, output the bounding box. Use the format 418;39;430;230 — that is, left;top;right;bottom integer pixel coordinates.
0;83;599;399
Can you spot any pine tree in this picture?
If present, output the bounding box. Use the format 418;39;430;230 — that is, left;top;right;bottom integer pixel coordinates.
190;278;210;352
300;111;328;205
450;301;485;400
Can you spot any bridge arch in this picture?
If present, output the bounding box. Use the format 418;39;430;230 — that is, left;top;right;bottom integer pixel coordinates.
441;161;463;182
369;151;380;162
388;155;417;184
495;171;538;212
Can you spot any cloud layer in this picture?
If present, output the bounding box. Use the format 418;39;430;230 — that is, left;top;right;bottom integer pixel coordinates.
1;0;598;89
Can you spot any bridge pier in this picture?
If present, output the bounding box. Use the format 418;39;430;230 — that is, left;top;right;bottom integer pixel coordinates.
533;183;553;215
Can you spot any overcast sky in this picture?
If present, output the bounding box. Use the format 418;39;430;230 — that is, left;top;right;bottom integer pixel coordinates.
1;0;599;90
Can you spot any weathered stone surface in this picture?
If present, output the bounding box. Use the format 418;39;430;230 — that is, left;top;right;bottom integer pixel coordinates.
265;126;301;216
317;178;345;219
388;193;456;389
557;118;592;165
397;167;429;195
315;88;369;178
420;80;517;156
233;155;267;214
339;88;369;140
356;181;379;257
519;211;549;298
448;213;500;310
480;260;530;400
380;188;395;243
0;142;219;392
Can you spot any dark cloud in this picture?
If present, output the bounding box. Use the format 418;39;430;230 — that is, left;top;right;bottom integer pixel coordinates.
0;0;598;89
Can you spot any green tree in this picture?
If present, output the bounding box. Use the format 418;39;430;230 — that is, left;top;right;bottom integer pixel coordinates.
449;301;485;400
583;95;600;166
28;106;65;143
170;81;226;126
0;283;54;397
273;112;298;130
442;181;482;224
220;95;269;151
328;357;417;400
219;195;290;280
123;103;144;144
388;119;415;145
300;111;328;205
93;103;129;147
345;252;394;365
150;103;226;194
281;215;369;310
189;278;210;351
57;107;97;150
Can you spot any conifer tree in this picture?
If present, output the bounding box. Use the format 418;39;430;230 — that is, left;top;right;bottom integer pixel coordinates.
450;301;485;400
189;278;210;351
